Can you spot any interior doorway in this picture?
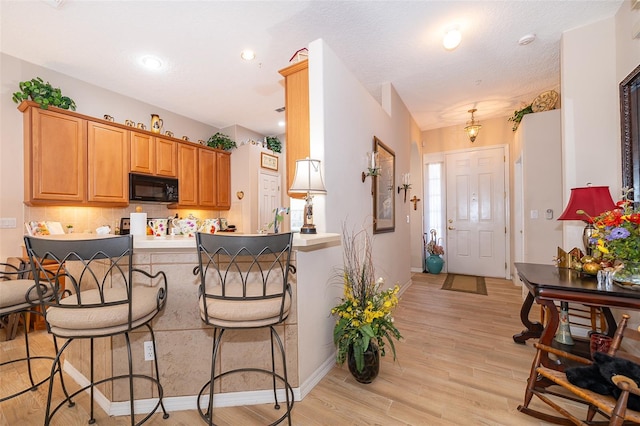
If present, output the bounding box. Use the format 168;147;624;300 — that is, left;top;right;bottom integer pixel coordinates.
258;171;281;232
424;146;509;279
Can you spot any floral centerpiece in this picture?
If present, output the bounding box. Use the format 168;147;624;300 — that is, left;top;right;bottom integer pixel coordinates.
589;189;640;262
587;188;640;285
331;226;402;381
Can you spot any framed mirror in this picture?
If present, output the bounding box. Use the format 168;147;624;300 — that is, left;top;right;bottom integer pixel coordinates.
373;136;395;234
621;64;640;204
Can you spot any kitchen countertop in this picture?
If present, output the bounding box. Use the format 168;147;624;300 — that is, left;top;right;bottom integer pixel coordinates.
29;232;341;251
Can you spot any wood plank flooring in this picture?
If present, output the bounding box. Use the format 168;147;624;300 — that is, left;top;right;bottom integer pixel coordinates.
0;273;599;425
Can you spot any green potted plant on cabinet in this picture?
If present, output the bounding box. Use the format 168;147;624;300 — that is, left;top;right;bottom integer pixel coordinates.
12;77;77;111
266;136;282;153
206;132;237;151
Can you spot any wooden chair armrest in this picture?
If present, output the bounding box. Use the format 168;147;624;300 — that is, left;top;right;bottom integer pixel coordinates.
612;375;640;396
534;342;593;365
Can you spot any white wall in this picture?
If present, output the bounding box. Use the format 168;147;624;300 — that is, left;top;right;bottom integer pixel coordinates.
518;109;563;264
295;39;419;387
560;8;637;250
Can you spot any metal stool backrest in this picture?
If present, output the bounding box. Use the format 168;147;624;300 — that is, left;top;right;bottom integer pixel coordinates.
24;235;136;327
196;232;293;325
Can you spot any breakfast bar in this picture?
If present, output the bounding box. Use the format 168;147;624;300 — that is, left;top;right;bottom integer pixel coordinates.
60;232;341;416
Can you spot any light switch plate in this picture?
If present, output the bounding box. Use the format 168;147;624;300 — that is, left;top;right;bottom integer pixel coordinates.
0;218;17;228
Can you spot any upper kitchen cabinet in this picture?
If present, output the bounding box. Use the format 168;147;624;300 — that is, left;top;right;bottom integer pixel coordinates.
174;142;231;210
216;151;231;209
130;132;177;177
20;102;86;205
279;60;309;199
87;121;129;205
176;142;198;206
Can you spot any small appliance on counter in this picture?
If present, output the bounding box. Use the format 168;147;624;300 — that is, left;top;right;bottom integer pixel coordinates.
120;217;130;235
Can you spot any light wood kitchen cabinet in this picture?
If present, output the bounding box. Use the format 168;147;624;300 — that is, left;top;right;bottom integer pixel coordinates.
130;132;177;177
279;59;309;199
87;121;129;205
173;143;231;209
216;151;231;209
155;137;177;177
198;149;217;207
19;100;229;209
176;142;198;206
20;103;86;204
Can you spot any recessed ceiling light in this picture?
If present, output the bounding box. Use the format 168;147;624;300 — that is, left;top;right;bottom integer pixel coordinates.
443;27;462;50
278;121;285;127
140;55;162;70
518;34;536;45
241;50;256;61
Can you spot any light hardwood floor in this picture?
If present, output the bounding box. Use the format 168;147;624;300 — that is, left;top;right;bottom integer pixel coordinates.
0;273;599;425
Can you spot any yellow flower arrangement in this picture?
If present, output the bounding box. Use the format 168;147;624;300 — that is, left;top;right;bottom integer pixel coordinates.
331;226;402;373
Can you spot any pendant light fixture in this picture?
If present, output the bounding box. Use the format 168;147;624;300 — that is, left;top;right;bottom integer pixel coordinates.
464;108;482;142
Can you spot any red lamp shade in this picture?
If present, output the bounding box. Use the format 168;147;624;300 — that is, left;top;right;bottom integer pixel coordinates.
557;186;616;223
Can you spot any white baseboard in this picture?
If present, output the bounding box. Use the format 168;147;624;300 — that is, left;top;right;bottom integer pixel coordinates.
64;361;303;415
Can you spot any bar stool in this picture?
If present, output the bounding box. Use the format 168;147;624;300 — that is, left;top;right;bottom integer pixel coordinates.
195;232;294;425
24;235;170;425
0;257;69;402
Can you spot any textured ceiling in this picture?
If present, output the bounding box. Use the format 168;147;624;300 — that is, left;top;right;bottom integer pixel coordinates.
0;0;624;136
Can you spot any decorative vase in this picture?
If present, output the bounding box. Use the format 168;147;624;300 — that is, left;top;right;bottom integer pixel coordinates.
426;254;444;274
347;341;380;384
612;261;640;289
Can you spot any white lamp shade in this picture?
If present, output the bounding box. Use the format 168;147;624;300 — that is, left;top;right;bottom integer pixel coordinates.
289;158;327;194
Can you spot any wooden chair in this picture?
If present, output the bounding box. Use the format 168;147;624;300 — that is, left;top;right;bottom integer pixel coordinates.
519;313;640;425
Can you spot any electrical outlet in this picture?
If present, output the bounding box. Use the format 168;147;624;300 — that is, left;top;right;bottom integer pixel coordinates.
144;341;154;361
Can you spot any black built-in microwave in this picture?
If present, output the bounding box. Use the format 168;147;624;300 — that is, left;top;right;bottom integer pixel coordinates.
129;173;179;203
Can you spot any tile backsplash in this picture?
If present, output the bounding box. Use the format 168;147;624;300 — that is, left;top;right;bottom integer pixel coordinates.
24;204;230;234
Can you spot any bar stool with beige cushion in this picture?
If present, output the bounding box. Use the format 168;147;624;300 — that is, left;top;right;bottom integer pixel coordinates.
0;257;68;402
24;235;170;426
195;232;295;425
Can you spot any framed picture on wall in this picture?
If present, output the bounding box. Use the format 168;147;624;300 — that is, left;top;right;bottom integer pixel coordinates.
373;136;395;234
261;152;278;171
621;64;640;205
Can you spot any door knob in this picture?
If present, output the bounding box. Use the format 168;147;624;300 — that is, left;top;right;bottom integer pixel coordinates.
448;226;455;230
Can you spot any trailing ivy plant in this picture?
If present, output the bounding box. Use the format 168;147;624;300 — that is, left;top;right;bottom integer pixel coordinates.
12;77;77;111
266;136;282;153
508;104;533;131
206;132;237;151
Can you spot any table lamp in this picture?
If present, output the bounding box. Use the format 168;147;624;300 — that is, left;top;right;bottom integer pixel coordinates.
289;158;327;234
558;186;616;256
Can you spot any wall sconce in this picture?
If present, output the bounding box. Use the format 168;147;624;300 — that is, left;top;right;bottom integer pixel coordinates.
464;108;482;142
397;173;411;202
361;151;380;182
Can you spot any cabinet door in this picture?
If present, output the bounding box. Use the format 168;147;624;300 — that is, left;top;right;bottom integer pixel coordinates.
130;131;154;174
216;151;231;209
155;137;177;177
26;107;86;203
280;60;309;199
87;121;129;204
198;148;216;207
177;143;198;206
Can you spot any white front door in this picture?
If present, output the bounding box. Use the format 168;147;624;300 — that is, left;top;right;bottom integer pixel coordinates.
258;171;281;232
445;146;507;278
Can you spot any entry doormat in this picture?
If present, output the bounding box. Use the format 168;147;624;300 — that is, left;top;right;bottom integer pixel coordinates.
441;274;488;296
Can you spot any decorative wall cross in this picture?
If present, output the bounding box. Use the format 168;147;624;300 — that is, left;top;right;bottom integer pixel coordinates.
410;195;421;210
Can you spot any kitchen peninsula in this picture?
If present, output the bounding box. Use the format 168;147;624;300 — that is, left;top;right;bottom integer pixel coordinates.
60;232;342;416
